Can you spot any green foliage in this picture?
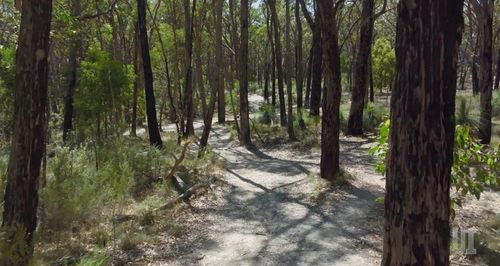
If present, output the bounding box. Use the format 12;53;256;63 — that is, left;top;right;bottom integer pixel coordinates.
41;142;133;232
363;102;389;132
370;120;500;216
75;250;110;266
493;90;500;117
371;38;396;92
0;225;30;265
456;97;479;128
73;47;133;140
369;119;390;173
452;126;500;208
0;47;15;138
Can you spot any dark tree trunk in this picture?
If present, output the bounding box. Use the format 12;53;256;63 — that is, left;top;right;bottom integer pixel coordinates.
265;6;277;107
382;1;464;265
285;0;295;139
62;0;80;142
298;0;321;117
309;25;322;117
201;0;224;148
264;55;270;104
369;55;374;102
347;0;374;136
137;0;163;148
478;0;493;144
182;0;196;137
216;0;225;124
317;0;341;180
295;0;305;129
268;0;287;127
1;0;52;263
239;0;251;146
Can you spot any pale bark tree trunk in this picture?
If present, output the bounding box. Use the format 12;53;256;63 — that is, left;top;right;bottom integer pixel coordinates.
131;23;139;137
137;0;163;148
382;1;464;264
1;0;52;263
347;0;374;136
317;0;342;180
268;0;287;127
239;0;251;146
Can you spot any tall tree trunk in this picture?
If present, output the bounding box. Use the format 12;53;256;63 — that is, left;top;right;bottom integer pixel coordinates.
305;47;312;108
295;0;305;129
239;0;251;146
285;0;295;139
182;0;196;137
369;55;374;102
494;47;500;90
265;6;277;107
347;0;374;136
137;0;163;148
1;0;52;263
478;0;493;144
309;25;322;116
317;0;342;180
268;0;287;127
298;0;321;116
62;0;80;142
216;0;225;124
382;1;464;264
200;0;224;148
131;24;139;137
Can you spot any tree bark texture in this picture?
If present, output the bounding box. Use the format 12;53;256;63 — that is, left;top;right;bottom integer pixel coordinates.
382;1;464;265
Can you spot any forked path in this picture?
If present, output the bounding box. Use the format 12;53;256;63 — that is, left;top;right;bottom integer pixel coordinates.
162;119;386;265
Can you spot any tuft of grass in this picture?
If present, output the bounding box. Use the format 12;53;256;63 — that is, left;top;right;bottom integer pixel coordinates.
76;250;110;266
456;96;479;128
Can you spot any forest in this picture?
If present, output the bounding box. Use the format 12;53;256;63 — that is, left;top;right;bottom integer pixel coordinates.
0;0;500;265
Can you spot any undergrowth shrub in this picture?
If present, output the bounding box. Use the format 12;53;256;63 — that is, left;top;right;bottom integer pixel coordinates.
363;102;389;132
493;90;500;117
370;120;500;217
41;142;133;233
456;97;479;128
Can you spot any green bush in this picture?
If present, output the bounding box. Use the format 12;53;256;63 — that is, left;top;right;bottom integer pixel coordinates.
370;120;500;216
372;38;396;92
363;102;389;132
0;47;15;138
76;250;110;266
41;143;133;232
73;47;133;140
456;97;479;128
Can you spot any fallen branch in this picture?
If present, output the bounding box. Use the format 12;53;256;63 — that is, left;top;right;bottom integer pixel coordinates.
156;176;217;211
165;139;193;180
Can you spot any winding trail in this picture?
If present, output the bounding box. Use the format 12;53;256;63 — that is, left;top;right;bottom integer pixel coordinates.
143;95;386;265
188;126;384;265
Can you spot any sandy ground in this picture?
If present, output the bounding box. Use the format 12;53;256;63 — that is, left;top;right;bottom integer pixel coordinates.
127;95;499;266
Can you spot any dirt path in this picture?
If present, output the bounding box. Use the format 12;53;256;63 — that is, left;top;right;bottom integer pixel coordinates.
132;96;500;265
138;109;384;265
178;125;385;266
